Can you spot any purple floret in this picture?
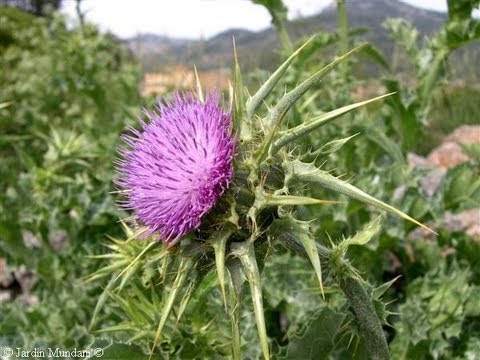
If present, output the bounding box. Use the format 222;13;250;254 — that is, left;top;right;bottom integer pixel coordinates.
116;93;235;244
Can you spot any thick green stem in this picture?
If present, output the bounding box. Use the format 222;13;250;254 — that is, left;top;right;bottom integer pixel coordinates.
278;232;390;360
339;276;390;360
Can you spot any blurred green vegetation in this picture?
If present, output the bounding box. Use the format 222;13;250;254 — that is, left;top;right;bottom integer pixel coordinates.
0;5;141;351
0;1;479;359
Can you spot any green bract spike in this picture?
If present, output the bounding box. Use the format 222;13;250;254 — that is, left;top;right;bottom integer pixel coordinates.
272;93;394;153
193;65;204;103
150;257;194;358
95;324;137;334
251;44;369;169
176;269;208;323
113;241;157;284
247;186;340;233
231;241;270;360
273;217;325;298
373;275;402;300
117;261;141;292
211;226;235;309
317;133;359;154
246;35;316;120
266;43;367;128
159;252;172;284
227;258;245;360
285;159;436;234
265;194;341;207
83;260;130;283
232;37;252;141
230;295;241;360
89;275;117;330
310;133;360;158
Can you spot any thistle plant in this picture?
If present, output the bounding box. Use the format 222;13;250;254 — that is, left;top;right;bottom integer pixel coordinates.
90;37;434;360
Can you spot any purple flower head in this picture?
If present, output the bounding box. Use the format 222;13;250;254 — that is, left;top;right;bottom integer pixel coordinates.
117;92;235;244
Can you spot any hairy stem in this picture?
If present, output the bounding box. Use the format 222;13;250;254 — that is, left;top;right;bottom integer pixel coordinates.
339;276;390;360
279;232;390;360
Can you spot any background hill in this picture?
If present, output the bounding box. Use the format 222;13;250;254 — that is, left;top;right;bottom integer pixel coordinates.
127;0;476;75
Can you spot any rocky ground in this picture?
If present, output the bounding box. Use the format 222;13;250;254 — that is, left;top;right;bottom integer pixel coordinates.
408;125;480;241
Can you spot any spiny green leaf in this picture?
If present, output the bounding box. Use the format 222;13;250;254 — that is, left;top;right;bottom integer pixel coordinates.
83;260;131;283
111;292;148;325
363;125;405;164
286;308;346;359
272;93;393;153
340;216;383;252
361;43;390;69
285;159;436;234
129;284;158;321
383;18;420;60
159;252;172;283
117;261;142;292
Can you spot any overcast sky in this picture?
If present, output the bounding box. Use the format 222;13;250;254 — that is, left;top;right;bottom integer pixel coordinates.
61;0;478;39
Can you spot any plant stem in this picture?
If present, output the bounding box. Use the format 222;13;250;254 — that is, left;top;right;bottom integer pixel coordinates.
337;0;349;80
276;25;293;53
268;4;292;52
279;232;390;360
75;0;85;34
339;276;390;360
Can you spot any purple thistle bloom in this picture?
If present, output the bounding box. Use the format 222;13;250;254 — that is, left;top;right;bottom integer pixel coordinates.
117;93;235;244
